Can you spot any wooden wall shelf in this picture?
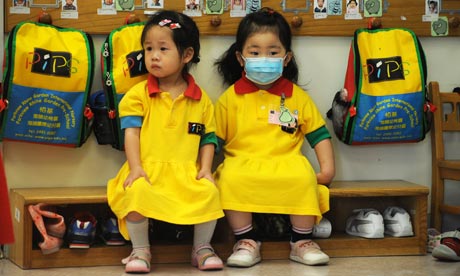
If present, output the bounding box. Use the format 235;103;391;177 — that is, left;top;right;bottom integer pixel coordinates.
4;1;460;36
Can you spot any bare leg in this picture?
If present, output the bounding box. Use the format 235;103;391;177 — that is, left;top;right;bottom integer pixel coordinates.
126;211;145;222
225;210;252;231
290;214;315;230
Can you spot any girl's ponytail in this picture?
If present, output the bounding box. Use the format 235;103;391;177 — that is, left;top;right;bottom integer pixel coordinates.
215;43;243;86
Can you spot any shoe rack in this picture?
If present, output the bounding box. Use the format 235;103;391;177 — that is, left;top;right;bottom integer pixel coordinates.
7;180;428;269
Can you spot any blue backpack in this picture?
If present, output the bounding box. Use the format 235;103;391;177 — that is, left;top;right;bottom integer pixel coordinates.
328;28;435;145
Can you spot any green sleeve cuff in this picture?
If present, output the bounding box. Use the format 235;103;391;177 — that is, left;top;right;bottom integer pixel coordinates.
200;132;218;148
305;126;331;148
215;136;225;154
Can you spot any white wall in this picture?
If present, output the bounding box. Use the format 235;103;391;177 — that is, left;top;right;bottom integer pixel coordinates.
2;33;460;228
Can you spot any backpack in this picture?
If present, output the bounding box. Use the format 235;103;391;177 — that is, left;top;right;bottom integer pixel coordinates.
91;22;148;150
327;27;435;145
0;22;95;147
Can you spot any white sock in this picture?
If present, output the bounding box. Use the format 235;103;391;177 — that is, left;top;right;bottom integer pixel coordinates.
126;218;150;250
193;220;217;254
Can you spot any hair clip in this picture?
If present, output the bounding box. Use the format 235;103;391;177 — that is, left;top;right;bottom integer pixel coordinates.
159;19;172;26
159;19;181;29
169;23;181;29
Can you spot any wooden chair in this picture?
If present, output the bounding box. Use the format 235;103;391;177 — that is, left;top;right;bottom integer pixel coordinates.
429;81;460;231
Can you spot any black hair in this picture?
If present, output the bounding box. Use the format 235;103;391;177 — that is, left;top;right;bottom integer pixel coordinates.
141;10;200;74
347;0;357;6
215;7;299;86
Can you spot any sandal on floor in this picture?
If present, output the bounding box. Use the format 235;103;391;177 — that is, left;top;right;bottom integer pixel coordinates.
191;244;224;271
122;248;151;274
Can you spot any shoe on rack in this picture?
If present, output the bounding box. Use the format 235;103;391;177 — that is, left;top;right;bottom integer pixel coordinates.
191;244;223;271
383;206;414;237
345;208;384;239
432;228;460;261
289;239;329;265
226;239;261;267
100;217;126;246
67;211;97;249
313;217;332;238
28;203;65;255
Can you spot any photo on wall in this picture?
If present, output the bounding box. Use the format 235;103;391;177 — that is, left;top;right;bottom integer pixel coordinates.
62;0;77;11
147;0;163;8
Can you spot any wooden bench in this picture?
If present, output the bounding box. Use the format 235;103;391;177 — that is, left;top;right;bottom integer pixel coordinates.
8;180;429;269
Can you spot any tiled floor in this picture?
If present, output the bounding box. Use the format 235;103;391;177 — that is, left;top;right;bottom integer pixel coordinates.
1;255;459;276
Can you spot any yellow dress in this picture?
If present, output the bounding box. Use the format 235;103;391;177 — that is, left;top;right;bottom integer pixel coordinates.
107;75;224;239
214;76;330;223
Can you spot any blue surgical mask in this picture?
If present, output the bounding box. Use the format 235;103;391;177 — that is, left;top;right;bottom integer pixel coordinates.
242;56;285;85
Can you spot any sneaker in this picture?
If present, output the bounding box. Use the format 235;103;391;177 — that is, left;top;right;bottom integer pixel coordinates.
313;217;332;238
100;217;125;246
226;239;261;267
346;208;384;239
289;239;329;265
383;206;414;237
67;211;97;249
432;228;460;261
427;228;442;253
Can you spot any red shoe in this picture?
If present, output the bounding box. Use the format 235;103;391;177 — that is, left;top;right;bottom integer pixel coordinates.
432;229;460;261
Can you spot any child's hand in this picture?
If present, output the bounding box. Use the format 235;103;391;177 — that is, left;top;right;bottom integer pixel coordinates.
196;169;215;184
123;166;150;189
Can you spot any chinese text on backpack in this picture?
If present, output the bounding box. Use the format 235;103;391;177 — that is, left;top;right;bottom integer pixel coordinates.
92;22;147;150
1;22;94;147
328;28;434;145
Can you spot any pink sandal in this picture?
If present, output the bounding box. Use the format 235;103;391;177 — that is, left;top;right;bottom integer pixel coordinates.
122;248;151;274
191;244;223;271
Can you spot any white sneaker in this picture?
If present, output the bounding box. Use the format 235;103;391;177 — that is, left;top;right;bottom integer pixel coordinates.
289;240;329;265
226;239;261;267
346;208;384;239
313;217;332;238
383;206;414;237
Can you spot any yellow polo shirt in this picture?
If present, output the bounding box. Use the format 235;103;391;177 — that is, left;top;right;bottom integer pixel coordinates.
214;75;330;222
107;74;224;240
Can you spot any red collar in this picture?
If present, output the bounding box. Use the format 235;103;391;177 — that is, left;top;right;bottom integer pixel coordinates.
147;73;202;100
234;73;293;97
